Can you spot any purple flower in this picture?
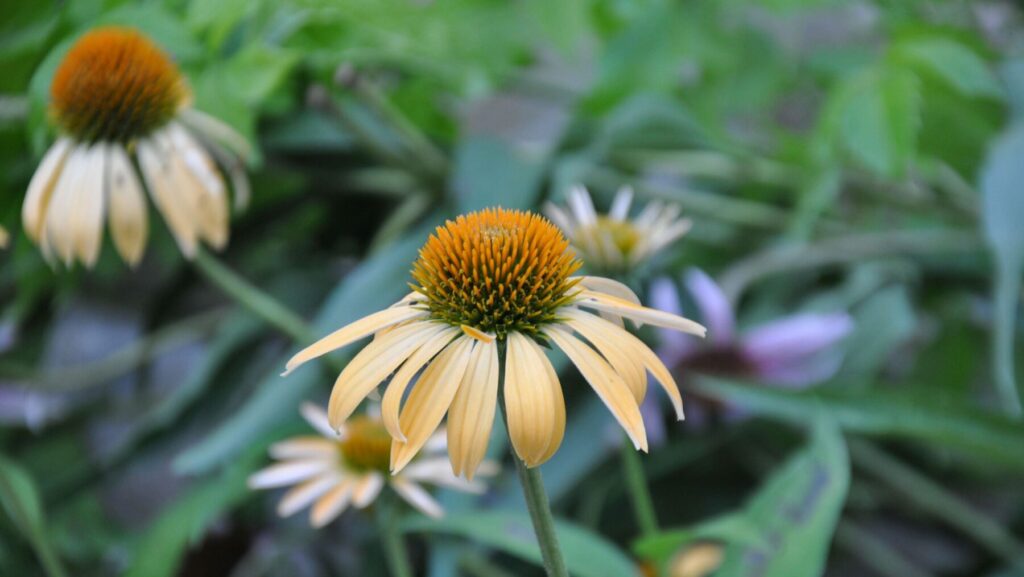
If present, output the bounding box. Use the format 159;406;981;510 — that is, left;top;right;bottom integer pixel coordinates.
643;269;853;437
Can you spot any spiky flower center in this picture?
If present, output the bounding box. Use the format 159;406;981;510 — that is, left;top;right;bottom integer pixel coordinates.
50;27;187;143
338;416;392;473
412;208;581;339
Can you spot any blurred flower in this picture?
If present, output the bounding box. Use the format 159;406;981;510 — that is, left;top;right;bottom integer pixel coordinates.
651;269;853;387
250;403;493;526
546;185;691;275
23;27;251;268
283;209;705;477
0;225;8;248
669;542;724;577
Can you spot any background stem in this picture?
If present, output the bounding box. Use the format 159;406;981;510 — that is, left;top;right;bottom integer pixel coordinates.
193;249;315;345
378;491;415;577
620;437;659;537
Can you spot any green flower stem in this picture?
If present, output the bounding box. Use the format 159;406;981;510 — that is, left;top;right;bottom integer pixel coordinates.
497;344;569;577
352;79;449;177
512;456;570;577
378;492;415;577
194;249;316;346
620;436;659;537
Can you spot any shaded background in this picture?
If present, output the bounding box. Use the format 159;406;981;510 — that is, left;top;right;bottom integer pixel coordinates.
1;1;1024;576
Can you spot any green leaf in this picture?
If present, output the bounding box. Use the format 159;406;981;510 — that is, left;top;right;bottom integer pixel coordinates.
980;123;1024;416
633;418;848;577
124;458;255;577
827;66;920;176
0;456;67;577
173;220;435;475
692;377;1024;469
634;513;762;561
714;417;849;577
451;136;546;214
405;511;638;577
895;38;1003;99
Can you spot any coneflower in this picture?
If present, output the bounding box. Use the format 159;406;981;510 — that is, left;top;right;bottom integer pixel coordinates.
22;27;250;267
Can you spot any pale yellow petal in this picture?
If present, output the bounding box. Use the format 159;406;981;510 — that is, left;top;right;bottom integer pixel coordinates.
310;479;354;527
327;320;442;429
574;290;706;337
277;475;338;517
268;437;337;460
390;478;443;518
23;138;72;242
71;145;106;267
352;473;384;508
43;146;89;265
447;339;499;478
568;309;685;421
248;460;332;489
167;124;229;249
381;325;460;441
560;308;647;403
106;144;148;266
389;337;474;473
504;332;565;467
545;326;647;452
137;136;198;257
573;275;642;327
283;306;429;376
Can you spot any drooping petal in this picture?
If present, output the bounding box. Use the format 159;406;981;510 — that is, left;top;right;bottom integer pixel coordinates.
564;308;685;421
23;138;72;242
300;401;342;439
106;144;148;266
311;479;355;527
381;325;460;441
545;326;647;451
573;275;643;328
283;306;429;375
560;308;646;403
327;321;443;429
70;144;107;267
269;436;337;460
137;136;199;257
167;124;230;249
447;338;499;478
352;473;385;508
390;337;474;473
43;145;89;265
277;475;339;517
574;290;706;337
503;332;566;467
391;478;443;518
248;460;333;489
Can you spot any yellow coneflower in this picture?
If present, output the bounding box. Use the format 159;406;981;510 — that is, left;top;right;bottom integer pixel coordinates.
249;403;494;526
283;208;706;478
22;27;250;268
545;185;691;274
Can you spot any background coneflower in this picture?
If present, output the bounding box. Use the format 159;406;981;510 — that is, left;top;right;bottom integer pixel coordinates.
22;27;250;268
